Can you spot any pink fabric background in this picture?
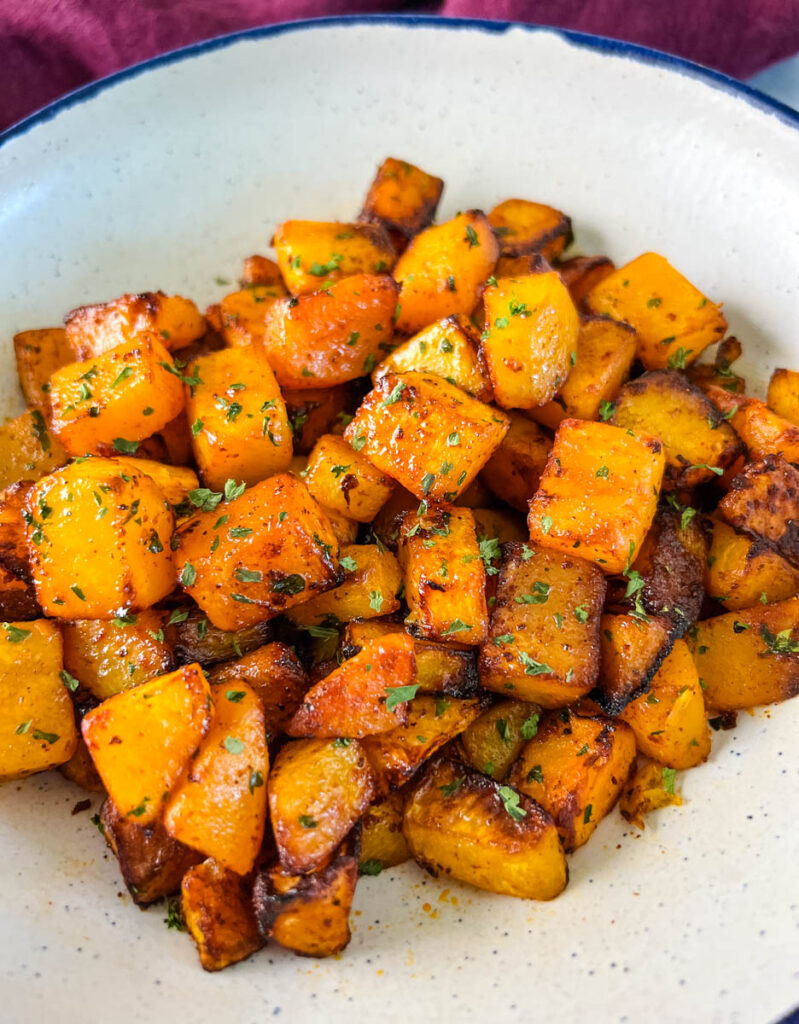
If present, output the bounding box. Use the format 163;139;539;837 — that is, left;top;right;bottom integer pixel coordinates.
2;0;798;134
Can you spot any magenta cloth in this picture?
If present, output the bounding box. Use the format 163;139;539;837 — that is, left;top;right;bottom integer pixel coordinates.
2;0;798;134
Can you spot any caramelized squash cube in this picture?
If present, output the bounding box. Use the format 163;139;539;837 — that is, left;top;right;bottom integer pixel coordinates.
169;608;272;667
479;413;551;512
361;789;410;869
719;455;799;569
205;283;288;348
273;220;396;295
360;157;444;240
65;292;205;359
287;543;401;627
767;368;799;426
706;389;799;463
182;858;263;971
487;199;572;261
556;256;615;307
304;433;394;522
595;613;675;715
282;384;354;454
0;410;68;489
460;700;542;781
241;254;283;287
705;515;799;610
13;328;73;409
619;760;682;831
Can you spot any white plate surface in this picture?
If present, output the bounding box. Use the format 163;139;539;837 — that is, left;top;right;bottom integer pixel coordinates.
1;18;798;1024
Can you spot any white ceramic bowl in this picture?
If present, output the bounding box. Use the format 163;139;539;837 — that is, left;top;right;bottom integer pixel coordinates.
1;17;798;1024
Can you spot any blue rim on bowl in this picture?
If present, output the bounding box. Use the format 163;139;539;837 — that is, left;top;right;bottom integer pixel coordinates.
1;13;798;148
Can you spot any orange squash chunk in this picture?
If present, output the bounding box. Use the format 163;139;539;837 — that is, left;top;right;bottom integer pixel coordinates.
304;433;394;523
205;283;288;348
360;157;444;241
0;410;68;489
13;327;73;409
273;220;395;295
182;859;264;971
241;254;283;287
706;388;799;463
704;515;799;611
65;292;204;360
596;613;675;715
479;413;551;512
556;255;615;306
487;199;572;261
719;455;799;569
767;368;799;426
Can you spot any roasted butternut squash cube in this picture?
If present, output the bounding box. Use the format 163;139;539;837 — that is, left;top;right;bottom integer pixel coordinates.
481;273;579;410
169;607;272;667
241;254;283;287
182;858;264;971
360;157;444;241
361;789;410;869
361;694;486;791
273;220;396;295
527;419;665;574
460;700;542;781
403;756;567;899
262;273;398;389
288;633;415;738
705;515;799;610
205;283;288;349
61;611;173;700
287;543;401;627
719;456;799;569
584;252;727;370
707;390;799;463
174;473;340;631
345;371;509;502
185;347;292;490
163;682;268;874
82;662;211;823
0;619;77;780
393;212;499;334
528;316;636;430
479;413;551;512
619;639;710;769
108;457;198;507
268;737;375;873
508;710;636;850
479;542;605;706
686;597;799;710
556;256;615;307
596;613;675;715
283;384;354;454
64;292;205;360
27;458;175;619
373;315;493;401
100;797;202;905
619;760;682;830
49;335;185;456
304;433;394;522
0;481;34;585
487;199;572;261
14;327;73;410
767;368;799;426
397;504;487;645
0;409;68;489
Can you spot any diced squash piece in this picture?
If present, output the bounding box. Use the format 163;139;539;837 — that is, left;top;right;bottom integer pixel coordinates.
64;292;205;359
478;542;605;706
13;328;73;409
100;797;202;905
169;607;272;667
706;389;799;463
343;620;479;698
287;543;401;627
371;485;418;550
0;409;68;489
584;252;727;370
705;515;799;610
268;737;375;873
460;700;542;781
767;368;799;426
61;611;173;700
481;273;579;410
262;273;398;388
719;455;799;569
27;458;175;619
205;284;288;348
596;613;675;715
283;384;354;454
182;858;263;971
164;682;268;874
109;457;198;506
81;663;212;824
253;834;359;957
174;473;340;631
403;756;567;899
619;760;682;830
288;633;415;738
398;505;487;645
686;597;799;710
528;316;636;430
185;347;292;490
361;789;410;869
154;411;194;466
373;315;493;402
345;371;509;502
304;433;394;522
0;481;34;584
360;157;444;241
393;212;499;334
556;256;615;307
0;619;77;780
479;413;551;512
619;640;710;768
487;199;572;261
527;418;665;574
508;710;635;850
273;220;395;295
361;695;486;791
241;255;283;287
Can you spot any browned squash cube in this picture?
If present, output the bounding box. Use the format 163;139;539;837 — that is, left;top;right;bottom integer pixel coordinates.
361;789;410;869
480;273;579;410
403;756;567;899
174;473;340;631
508;710;636;850
471;507;527;546
13;327;73;409
304;433;394;522
0;482;35;585
767;368;799;426
262;273;399;389
64;292;205;360
273;220;396;295
719;455;799;569
487;199;572;261
479;542;605;706
0;409;68;489
204;283;288;348
393;212;499;334
287;543;402;627
619;760;682;831
707;390;799;463
686;597;799;710
596;613;675;715
168;607;272;667
182;858;264;971
459;700;542;781
344;371;509;502
584;252;727;370
282;384;354;454
705;515;799;610
0;567;40;621
556;256;615;307
398;504;488;645
360;157;444;241
27;458;175;619
240;254;283;286
479;413;551;512
527;419;665;574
